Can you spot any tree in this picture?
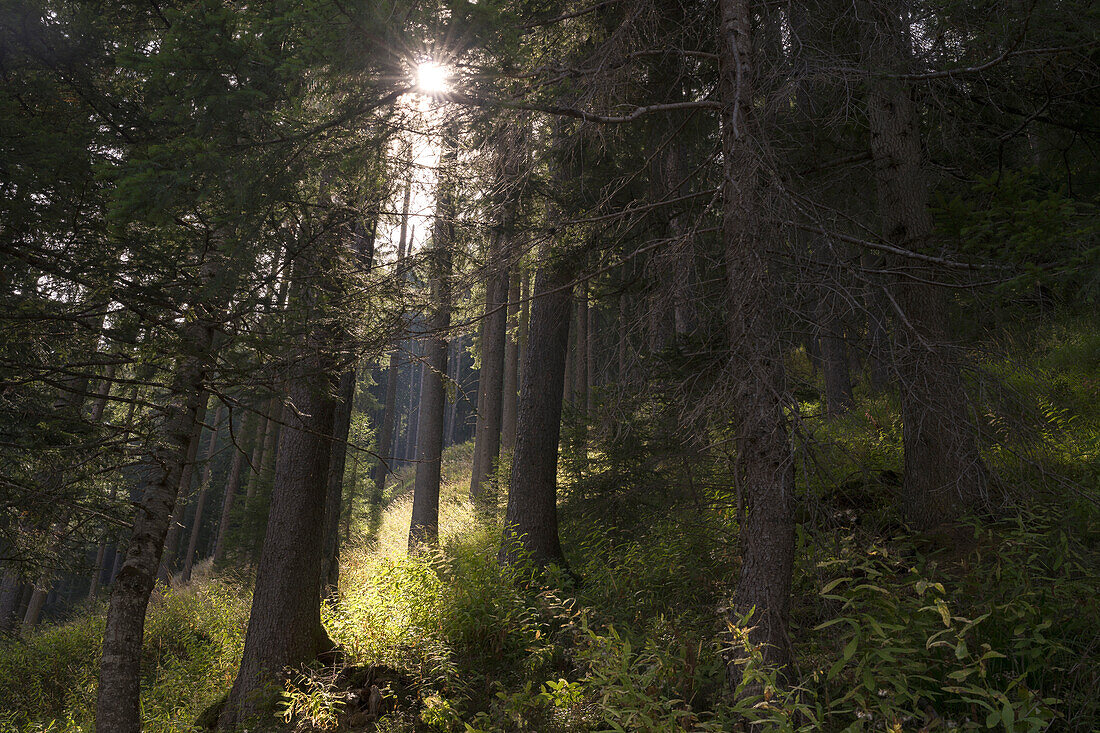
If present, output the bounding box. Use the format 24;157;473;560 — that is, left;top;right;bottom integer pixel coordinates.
409;134;458;549
716;0;797;683
499;249;575;567
858;2;988;527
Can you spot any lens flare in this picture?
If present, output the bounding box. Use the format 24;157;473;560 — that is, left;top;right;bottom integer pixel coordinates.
415;61;449;94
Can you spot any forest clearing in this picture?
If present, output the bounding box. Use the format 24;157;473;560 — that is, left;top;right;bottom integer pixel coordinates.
1;0;1097;730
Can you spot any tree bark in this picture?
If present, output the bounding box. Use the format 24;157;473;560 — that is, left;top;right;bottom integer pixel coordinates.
861;5;987;528
219;257;339;729
96;309;221;733
499;252;574;568
717;0;797;688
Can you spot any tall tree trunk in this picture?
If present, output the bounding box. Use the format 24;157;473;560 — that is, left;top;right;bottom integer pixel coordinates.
88;485;117;603
212;408;254;564
409;142;455;550
243;399;275;502
342;451;359;543
181;402;226;583
444;339;458;446
717;0;796;688
861;5;987;527
219;254;340;729
575;286;589;411
405;352;423;465
470;236;509;501
501;269;521;450
499;252;574;567
22;579;51;630
617;289;631;384
517;271;530;387
96;301;223;733
817;256;855;416
374;177;412;486
321;368;357;596
322;211;378;595
158;394;211;584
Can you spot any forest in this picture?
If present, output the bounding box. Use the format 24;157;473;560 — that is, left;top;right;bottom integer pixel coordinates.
0;0;1097;731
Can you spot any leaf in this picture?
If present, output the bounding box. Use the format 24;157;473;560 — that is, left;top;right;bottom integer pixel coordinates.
821;577;851;594
986;708;1001;728
955;640;969;659
1001;700;1015;731
842;636;858;662
936;600;952;627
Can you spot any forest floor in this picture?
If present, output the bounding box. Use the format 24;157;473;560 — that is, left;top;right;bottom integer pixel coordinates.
1;317;1098;732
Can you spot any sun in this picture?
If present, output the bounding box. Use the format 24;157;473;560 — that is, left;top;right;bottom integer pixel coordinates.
415;61;449;95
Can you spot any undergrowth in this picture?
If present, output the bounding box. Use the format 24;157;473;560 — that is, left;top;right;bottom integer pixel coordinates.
0;574;249;732
1;320;1096;731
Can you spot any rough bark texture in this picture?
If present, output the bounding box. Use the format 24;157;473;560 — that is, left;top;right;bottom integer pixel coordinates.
862;7;987;528
717;0;797;688
96;313;220;733
218;262;338;728
499;253;574;568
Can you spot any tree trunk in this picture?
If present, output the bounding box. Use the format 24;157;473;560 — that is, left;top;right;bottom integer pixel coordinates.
499;253;574;568
321;368;357;596
181;402;226;583
586;298;596;415
88;535;108;603
617;291;630;384
96;309;221;733
374;177;412;486
409;142;455;550
158;394;211;584
716;0;796;688
219;258;339;729
22;579;51;630
244;400;275;502
575;286;589;412
212;408;255;564
470;238;509;501
501;269;521;450
405;353;423;465
89;361;116;423
861;5;986;528
817;264;855;416
0;571;21;635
